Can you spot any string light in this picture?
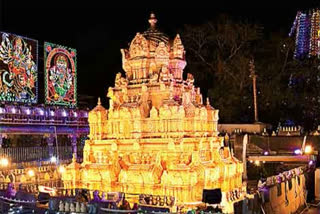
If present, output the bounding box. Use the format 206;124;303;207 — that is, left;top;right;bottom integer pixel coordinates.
296;13;307;59
291;9;320;59
289;11;300;37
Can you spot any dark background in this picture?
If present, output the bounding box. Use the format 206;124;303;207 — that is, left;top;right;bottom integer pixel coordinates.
0;1;318;109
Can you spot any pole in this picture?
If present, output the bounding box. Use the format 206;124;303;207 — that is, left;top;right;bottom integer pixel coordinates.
249;58;259;123
302;135;307;153
53;126;59;165
243;134;248;180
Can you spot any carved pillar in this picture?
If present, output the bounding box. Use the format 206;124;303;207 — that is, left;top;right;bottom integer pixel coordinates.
0;134;3;148
143;68;147;79
71;134;77;158
47;134;55;157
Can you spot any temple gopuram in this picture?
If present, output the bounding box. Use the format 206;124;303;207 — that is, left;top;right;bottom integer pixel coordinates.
62;13;244;212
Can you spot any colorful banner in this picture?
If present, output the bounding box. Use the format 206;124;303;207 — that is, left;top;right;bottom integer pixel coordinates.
0;32;38;103
44;42;77;107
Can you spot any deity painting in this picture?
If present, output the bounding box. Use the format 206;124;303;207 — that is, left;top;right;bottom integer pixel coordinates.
44;42;77;107
0;32;38;103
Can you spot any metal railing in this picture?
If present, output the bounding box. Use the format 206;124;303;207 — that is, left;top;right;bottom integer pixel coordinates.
0;106;88;127
0;146;83;163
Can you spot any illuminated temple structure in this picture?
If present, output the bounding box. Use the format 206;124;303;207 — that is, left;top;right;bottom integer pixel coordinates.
62;13;243;210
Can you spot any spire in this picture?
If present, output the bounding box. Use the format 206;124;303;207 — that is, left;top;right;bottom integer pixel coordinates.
97;97;101;106
206;97;210;106
72;153;77;163
206;97;214;110
148;12;157;29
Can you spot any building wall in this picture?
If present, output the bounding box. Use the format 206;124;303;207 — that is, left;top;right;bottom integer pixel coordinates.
315;168;320;200
263;174;306;214
218;123;270;134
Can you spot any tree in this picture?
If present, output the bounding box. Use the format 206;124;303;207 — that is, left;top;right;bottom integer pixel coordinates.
181;14;263;123
254;33;296;126
182;14;320;130
257;31;320;130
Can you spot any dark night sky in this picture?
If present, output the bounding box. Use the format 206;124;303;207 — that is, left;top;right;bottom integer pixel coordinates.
0;1;319;108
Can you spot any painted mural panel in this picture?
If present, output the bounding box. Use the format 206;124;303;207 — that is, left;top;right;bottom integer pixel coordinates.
0;32;38;103
44;42;77;107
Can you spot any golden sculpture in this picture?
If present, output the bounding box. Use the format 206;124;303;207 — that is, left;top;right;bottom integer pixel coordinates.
63;13;244;212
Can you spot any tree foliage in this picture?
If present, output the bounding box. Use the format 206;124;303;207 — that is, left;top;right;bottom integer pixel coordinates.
181;15;320;130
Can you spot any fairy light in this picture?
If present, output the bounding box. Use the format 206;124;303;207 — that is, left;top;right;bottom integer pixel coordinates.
309;10;319;57
289;11;300;37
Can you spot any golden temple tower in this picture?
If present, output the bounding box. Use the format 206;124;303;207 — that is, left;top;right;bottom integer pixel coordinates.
63;13;244;211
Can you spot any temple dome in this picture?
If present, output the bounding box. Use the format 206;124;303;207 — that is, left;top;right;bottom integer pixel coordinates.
88;98;107;124
121;12;186;83
91;98;106;113
142;13;169;48
143;30;169;46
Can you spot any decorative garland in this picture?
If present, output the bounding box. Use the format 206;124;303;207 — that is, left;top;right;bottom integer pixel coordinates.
264;167;304;187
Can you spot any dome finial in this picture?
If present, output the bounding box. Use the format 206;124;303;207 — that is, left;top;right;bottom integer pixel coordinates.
97;97;101;105
148;12;157;29
72;153;77;163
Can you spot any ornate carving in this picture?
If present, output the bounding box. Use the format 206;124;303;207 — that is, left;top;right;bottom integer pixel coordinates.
129;33;149;58
139;84;150;118
173;34;184;59
107;87;119;109
155;42;169;65
120;49;132;78
115;72;128;88
115;72;122;87
150;106;158;119
186;73;194;87
159;66;169;82
149;73;158;83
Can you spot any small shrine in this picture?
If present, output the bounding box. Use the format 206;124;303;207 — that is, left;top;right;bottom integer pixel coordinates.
62;13;243;211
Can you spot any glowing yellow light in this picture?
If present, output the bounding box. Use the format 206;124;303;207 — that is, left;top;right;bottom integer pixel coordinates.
28;170;35;177
61;14;244;213
59;166;65;174
254;160;260;166
0;158;9;167
304;145;313;154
